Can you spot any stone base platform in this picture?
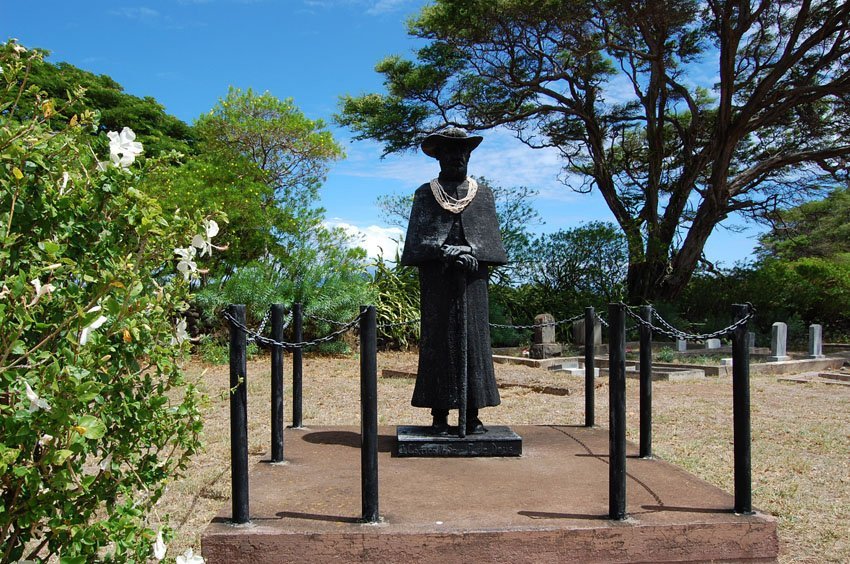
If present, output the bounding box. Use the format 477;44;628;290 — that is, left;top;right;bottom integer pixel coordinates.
201;425;778;563
396;425;522;457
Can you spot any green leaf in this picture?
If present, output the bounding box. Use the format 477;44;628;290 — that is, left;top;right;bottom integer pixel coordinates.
39;240;61;254
52;449;74;465
60;556;87;564
77;415;107;440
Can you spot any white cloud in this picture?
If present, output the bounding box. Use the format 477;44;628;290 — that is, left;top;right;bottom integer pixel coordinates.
325;219;404;260
109;7;160;19
334;126;579;203
302;0;414;15
365;0;409;15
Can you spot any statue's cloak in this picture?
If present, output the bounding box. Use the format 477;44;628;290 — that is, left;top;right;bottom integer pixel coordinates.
400;182;507;267
400;181;507;411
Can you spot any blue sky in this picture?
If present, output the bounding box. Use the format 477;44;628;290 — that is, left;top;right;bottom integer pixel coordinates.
2;0;764;265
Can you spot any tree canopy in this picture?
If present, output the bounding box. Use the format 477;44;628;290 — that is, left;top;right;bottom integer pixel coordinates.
337;0;850;302
759;185;850;262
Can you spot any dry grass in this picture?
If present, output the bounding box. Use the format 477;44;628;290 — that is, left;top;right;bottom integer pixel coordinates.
156;352;849;563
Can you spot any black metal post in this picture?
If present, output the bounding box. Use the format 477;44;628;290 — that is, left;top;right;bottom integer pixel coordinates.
584;306;595;427
270;304;285;462
639;305;653;458
608;303;627;520
360;305;379;523
228;304;250;524
291;302;303;428
731;304;753;514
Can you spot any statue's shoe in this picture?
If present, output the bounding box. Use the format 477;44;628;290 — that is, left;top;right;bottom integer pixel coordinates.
466;417;487;435
431;414;450;436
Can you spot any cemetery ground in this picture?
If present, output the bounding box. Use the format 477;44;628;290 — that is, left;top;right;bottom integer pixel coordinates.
158;352;848;563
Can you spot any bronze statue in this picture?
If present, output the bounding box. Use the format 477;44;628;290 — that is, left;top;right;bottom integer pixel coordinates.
401;128;507;437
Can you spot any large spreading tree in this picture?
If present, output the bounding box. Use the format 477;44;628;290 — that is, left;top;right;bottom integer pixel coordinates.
337;0;850;302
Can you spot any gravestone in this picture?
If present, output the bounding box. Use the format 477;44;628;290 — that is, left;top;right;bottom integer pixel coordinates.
677;339;688;352
808;324;825;359
530;313;563;359
705;338;722;349
571;318;602;346
768;322;791;361
747;332;756;351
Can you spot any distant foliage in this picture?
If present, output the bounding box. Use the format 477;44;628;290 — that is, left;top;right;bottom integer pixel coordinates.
196;260;374;353
371;254;420;349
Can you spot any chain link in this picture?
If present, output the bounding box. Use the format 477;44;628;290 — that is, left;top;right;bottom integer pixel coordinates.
304;312;352;327
595;313;609;328
619;302;756;342
488;312;584;330
223;310;362;350
246;308;273;344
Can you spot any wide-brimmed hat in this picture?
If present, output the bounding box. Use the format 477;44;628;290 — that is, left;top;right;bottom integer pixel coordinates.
421;127;483;158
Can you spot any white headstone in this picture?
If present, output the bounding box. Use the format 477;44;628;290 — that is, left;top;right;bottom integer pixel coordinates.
747;332;756;351
677;339;687;352
769;322;790;361
808;324;825;359
705;338;722;349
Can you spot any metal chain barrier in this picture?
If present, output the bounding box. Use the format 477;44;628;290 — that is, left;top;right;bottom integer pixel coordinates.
488;312;584;330
245;308;284;344
595;313;609;328
223;310;362;350
620;302;756;342
304;312;352;328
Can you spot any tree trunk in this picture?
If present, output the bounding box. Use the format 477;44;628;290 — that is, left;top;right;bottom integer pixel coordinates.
626;260;674;304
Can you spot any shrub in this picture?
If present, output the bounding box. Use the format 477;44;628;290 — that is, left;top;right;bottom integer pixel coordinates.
0;42;211;562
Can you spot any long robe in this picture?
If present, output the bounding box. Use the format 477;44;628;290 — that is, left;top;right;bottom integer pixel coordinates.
401;181;507;410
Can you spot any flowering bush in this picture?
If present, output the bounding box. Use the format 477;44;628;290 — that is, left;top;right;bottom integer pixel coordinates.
0;42;212;562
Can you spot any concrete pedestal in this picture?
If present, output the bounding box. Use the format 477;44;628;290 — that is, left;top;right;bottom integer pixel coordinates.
202;425;778;563
396;425;522;457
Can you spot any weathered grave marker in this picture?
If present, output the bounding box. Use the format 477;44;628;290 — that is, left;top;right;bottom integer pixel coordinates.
769;322;790;361
531;313;563;359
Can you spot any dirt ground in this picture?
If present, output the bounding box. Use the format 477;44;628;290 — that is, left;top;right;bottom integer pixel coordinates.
157;351;849;563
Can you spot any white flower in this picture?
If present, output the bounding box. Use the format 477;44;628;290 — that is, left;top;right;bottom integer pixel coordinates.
38;434;54;446
28;278;56;307
59;171;70;195
99;452;113;471
24;382;51;412
153;529;167;561
79;308;108;345
176;548;204;564
107;127;143;168
190;219;220;257
174;246;198;280
171;318;189;345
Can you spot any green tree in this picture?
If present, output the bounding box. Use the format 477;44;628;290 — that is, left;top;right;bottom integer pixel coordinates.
526;222;628;307
161;88;372;326
759;186;850;262
337;0;850;303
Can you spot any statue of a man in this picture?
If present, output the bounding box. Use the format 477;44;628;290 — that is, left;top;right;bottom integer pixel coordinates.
401;128;507;436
